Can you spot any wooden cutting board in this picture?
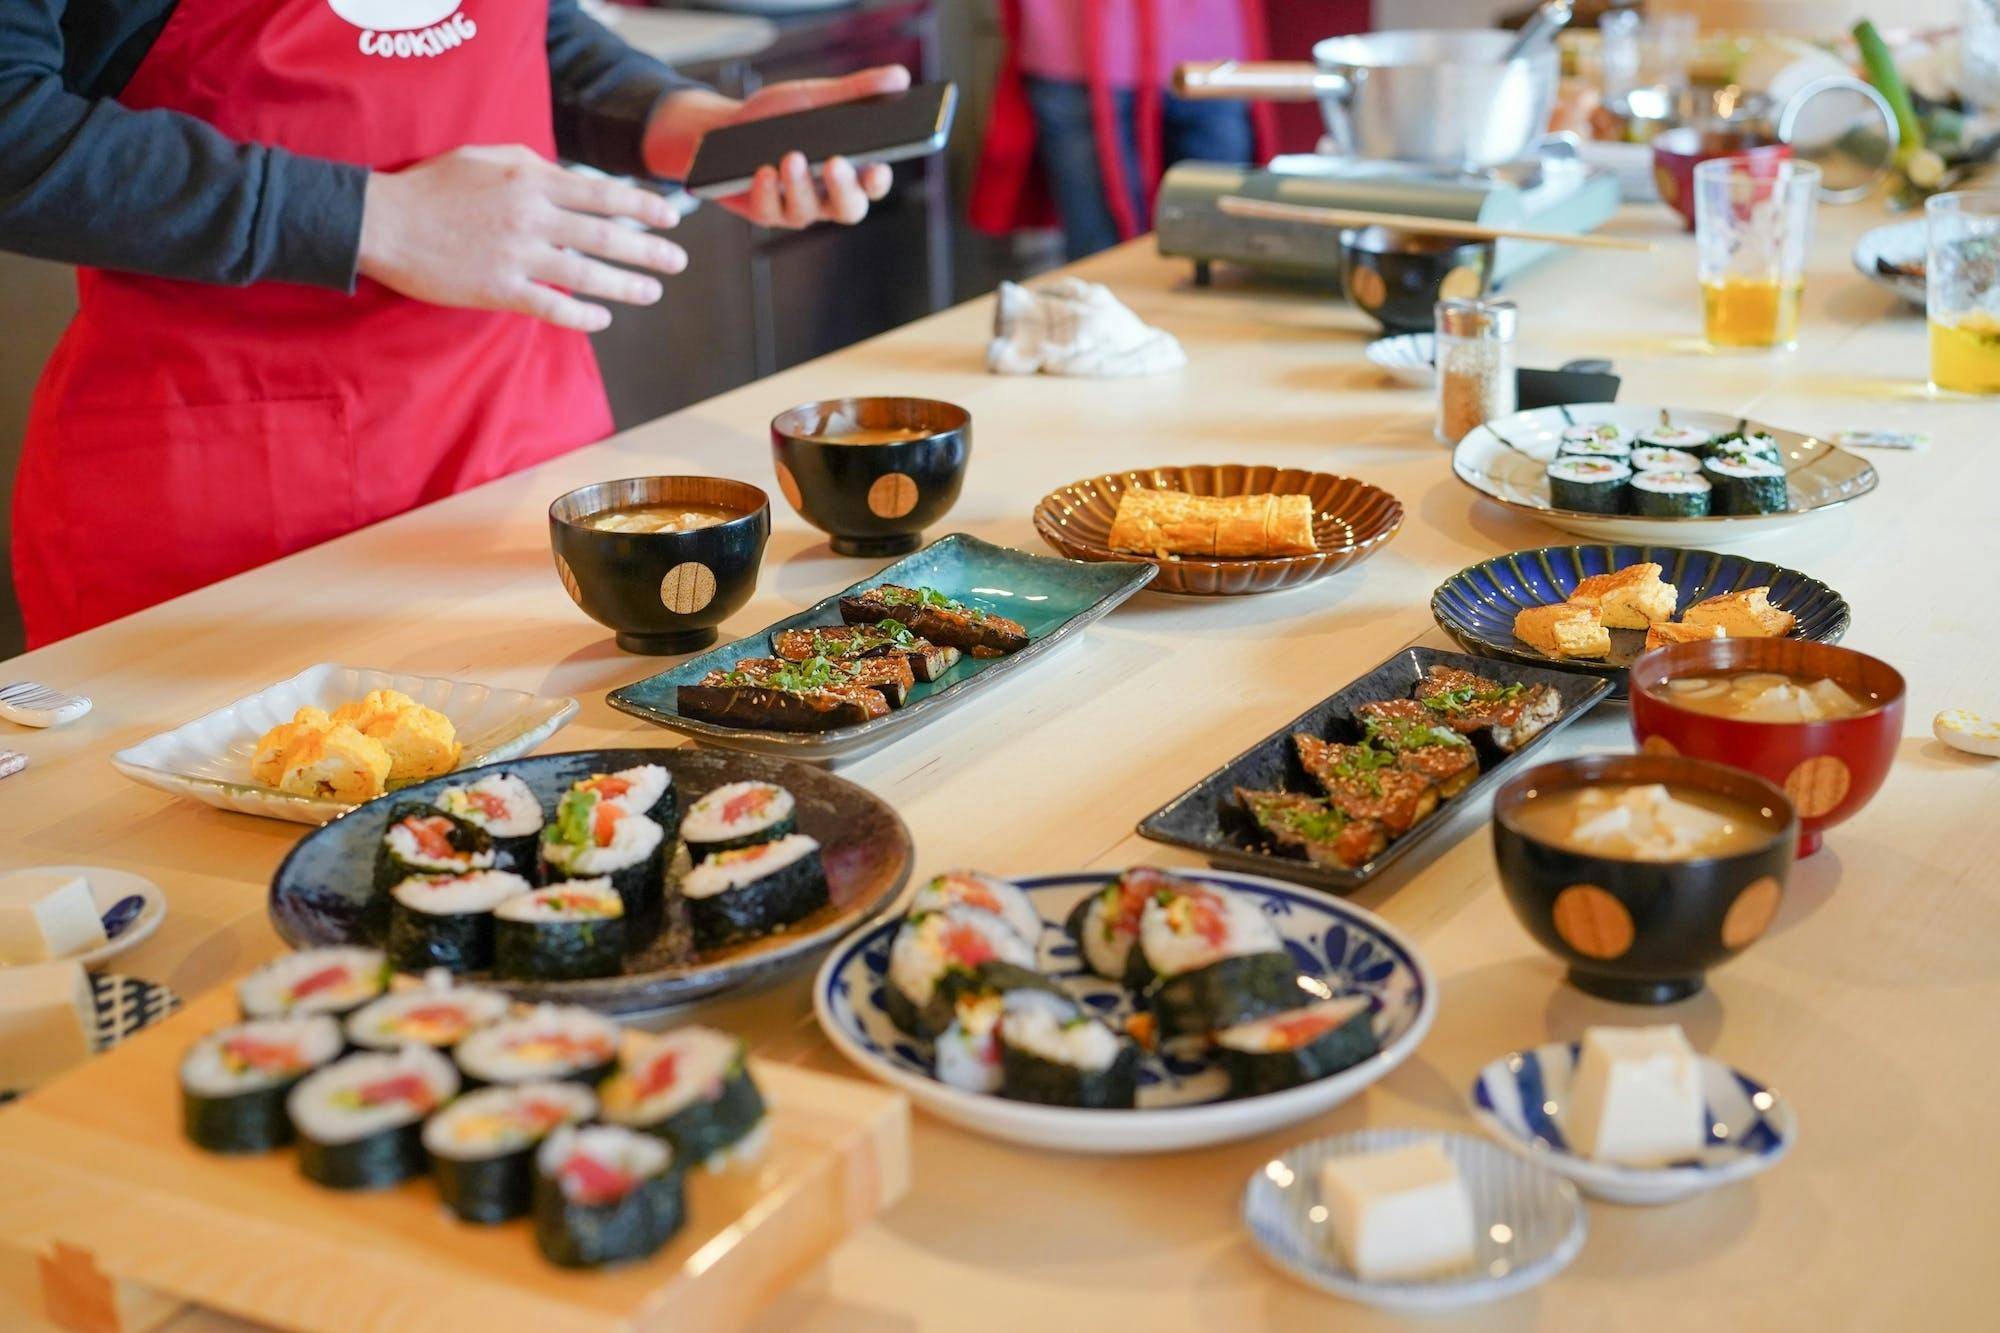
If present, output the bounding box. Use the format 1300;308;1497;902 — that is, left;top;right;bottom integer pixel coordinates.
0;987;910;1333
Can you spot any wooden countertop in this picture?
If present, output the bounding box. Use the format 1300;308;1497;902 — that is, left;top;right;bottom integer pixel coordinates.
2;195;1995;1330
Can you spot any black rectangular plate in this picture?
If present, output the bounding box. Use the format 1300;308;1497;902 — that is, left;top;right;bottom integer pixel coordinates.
1135;646;1612;892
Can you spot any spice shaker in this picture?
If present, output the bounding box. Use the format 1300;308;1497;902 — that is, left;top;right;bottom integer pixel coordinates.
1435;297;1518;445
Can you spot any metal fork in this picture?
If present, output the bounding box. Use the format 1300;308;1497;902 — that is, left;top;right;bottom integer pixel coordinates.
0;682;75;710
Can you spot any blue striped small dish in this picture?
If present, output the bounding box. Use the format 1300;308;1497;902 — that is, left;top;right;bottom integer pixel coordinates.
1242;1129;1586;1312
0;973;180;1104
1469;1042;1797;1204
1431;543;1850;697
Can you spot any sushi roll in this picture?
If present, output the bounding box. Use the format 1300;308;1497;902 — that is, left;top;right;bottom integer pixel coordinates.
680;834;828;951
1704;454;1790;515
454;1004;621;1090
599;1026;768;1166
1710;430;1782;464
238;947;389;1021
1139;883;1302;1044
532;1124;684;1269
680;780;795;861
373;804;495;898
910;870;1042;949
1636;422;1714;454
436;773;545;880
180;1015;343;1154
1063;867;1193;989
572;765;678;841
1545;457;1632;514
386;869;532;975
494;880;626;981
343;976;511;1052
540;789;667;952
935;991;1007;1095
286;1045;458;1190
1629;445;1703;473
884;907;1041;1038
1555;423;1632;459
424;1081;597;1224
1213;995;1379;1097
996;989;1138;1110
1628;468;1713;517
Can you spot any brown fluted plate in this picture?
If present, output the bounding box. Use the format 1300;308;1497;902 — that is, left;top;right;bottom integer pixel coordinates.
1031;464;1404;596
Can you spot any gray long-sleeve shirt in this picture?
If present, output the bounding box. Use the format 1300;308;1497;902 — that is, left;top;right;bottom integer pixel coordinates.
0;0;696;292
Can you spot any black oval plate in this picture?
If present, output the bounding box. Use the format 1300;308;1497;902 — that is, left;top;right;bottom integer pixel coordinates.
268;748;913;1015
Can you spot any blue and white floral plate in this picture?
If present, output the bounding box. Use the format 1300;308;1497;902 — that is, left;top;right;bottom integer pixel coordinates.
812;868;1436;1154
1243;1128;1586;1312
1469;1041;1798;1205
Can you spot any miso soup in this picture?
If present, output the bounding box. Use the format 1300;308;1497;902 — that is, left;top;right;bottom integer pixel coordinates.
1650;671;1869;723
808;426;933;445
581;502;741;535
1510;782;1776;861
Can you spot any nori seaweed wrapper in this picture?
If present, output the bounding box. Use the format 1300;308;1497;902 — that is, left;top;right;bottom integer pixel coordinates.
887;960;1058;1038
494;913;626;982
1145;951;1304;1043
387;900;496;975
653;1065;766;1163
687;852;828;952
182;1082;301;1155
435;1148;536;1225
297;1122;427;1190
533;1165;686;1268
999;1041;1139;1109
1216;1008;1379;1098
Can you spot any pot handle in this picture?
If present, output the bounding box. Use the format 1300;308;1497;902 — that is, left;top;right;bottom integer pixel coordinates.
1172;61;1351;103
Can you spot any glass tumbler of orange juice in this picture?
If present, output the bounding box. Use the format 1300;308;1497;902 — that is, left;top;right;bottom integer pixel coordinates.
1694;158;1821;350
1927;190;2000;395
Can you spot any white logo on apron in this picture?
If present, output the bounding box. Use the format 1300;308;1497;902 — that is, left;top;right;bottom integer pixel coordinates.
327;0;477;58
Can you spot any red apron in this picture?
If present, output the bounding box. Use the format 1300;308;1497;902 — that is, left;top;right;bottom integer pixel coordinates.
13;0;613;646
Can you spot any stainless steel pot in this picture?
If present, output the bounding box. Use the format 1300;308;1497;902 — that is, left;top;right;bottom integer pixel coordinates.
1176;30;1559;170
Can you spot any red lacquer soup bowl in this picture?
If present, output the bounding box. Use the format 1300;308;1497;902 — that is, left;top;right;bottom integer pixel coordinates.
1629;640;1905;856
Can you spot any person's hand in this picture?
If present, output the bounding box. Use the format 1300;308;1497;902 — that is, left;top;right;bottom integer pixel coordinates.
358;144;686;332
643;66;910;228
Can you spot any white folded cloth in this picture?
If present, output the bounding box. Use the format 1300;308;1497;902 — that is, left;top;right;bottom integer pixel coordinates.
987;277;1187;378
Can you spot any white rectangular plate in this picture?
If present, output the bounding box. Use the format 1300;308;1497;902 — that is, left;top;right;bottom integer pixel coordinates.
111;665;578;825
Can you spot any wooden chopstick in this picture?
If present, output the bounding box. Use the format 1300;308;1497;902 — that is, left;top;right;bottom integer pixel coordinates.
1216;195;1657;253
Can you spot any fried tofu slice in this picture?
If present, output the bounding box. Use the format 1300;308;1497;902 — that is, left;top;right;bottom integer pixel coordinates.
1513;602;1611;659
1569;563;1678;629
1644;620;1726;652
1680;587;1796;637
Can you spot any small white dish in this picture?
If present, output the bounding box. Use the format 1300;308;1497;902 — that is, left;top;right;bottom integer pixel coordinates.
1851;219;1926;308
0;867;166;970
111;664;579;826
1242;1128;1586;1312
1934;708;2000;758
0;681;92;728
0;972;180;1103
1469;1041;1797;1205
1365;332;1436;388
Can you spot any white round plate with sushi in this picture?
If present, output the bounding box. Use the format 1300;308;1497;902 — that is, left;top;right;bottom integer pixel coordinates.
1452;404;1878;545
1241;1129;1585;1312
812;869;1436;1155
1468;1042;1797;1205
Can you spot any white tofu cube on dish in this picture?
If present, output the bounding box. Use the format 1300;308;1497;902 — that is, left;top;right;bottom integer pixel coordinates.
0;961;96;1089
1564;1024;1706;1166
0;870;106;965
1319;1140;1477;1282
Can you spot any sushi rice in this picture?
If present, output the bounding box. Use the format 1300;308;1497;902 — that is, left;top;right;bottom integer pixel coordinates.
1066;868;1180;987
935;991;1007;1094
425;1081;597;1224
344;976;512;1051
493;879;626;981
532;1124;684;1268
1138;883;1283;979
387;869;532;975
1557;423;1632;456
572;765;677;840
680;833;827;950
599;1025;768;1166
454;1004;621;1088
680;781;796;859
909;870;1042;949
437;773;544;876
287;1045;459;1189
995;989;1136;1109
181;1015;345;1153
238;947;389;1020
885;906;1039;1036
382;810;496;876
1636;423;1714;451
1629;446;1703;473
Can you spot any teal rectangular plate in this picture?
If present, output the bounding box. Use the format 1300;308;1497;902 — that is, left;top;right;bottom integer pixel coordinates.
608;533;1156;761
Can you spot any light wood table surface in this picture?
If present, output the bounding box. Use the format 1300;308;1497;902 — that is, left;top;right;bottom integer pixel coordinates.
2;195;1994;1331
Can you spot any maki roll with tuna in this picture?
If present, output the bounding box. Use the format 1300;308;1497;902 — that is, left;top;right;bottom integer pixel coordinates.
181;1015;344;1153
387;869;532;975
533;1124;684;1269
344;977;511;1052
1703;454;1789;515
494;880;626;981
1213;995;1378;1097
681;834;827;951
1545;457;1632;514
424;1081;597;1224
1140;883;1303;1044
454;1004;620;1090
1629;445;1702;473
571;765;678;841
540;789;667;952
1628;468;1712;517
286;1045;458;1190
935;991;1008;1094
885;907;1041;1037
437;773;545;879
1064;867;1188;989
996;990;1138;1109
1555;423;1632;459
911;870;1042;949
600;1026;768;1166
680;781;795;860
238;947;389;1020
374;805;495;899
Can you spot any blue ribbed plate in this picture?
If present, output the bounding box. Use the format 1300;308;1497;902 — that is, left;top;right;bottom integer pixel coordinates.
1469;1042;1797;1205
1242;1129;1586;1312
1431;543;1850;698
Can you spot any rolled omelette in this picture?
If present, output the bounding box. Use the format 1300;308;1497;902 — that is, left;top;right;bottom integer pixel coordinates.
1105;489;1317;559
